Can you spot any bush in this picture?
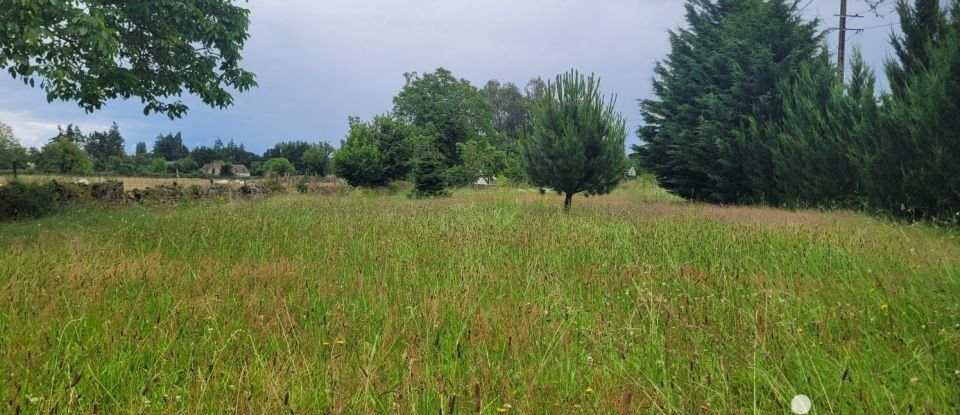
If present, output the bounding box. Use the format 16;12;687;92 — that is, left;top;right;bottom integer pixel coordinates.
261;177;289;194
296;177;310;193
172;157;199;174
0;181;56;220
263;157;297;176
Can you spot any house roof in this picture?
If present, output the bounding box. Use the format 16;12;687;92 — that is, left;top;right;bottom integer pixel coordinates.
200;163;220;173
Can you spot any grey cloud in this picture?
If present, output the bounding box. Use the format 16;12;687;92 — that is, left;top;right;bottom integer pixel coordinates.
0;0;904;152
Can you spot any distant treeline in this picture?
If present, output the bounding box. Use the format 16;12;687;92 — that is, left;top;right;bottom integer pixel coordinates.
0;122;336;178
637;0;960;222
0;71;592;186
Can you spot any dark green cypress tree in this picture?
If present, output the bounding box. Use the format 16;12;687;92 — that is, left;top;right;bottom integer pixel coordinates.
763;49;870;206
639;0;822;203
886;0;952;98
879;6;960;220
521;69;627;212
868;0;960;220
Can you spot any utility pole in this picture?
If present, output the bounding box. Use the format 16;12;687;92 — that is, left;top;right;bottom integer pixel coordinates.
838;0;848;83
834;1;864;84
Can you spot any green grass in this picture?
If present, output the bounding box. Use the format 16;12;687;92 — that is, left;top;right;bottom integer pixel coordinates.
1;181;958;413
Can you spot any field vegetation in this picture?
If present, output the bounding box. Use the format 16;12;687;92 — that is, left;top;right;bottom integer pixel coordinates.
2;181;958;413
2;0;960;412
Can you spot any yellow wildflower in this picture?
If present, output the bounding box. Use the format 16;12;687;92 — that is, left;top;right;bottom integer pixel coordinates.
585;387;594;394
335;339;346;345
880;304;889;311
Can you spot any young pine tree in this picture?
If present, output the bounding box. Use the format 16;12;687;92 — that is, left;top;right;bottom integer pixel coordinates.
521;69;627;212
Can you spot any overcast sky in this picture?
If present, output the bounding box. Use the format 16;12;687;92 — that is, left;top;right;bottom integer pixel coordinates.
0;0;902;153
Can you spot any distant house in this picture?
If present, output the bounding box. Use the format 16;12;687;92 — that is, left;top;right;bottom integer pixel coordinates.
200;161;251;177
475;177;493;186
473;170;495;186
200;162;224;176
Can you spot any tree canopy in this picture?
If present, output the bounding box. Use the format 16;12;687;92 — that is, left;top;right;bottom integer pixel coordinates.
263;157;296;176
152;133;189;161
393;68;496;165
482;80;533;139
332;115;428;187
0;0;257;118
38;137;93;174
301;143;335;176
84;122;126;169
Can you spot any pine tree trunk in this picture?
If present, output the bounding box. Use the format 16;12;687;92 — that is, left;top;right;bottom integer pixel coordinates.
563;192;573;213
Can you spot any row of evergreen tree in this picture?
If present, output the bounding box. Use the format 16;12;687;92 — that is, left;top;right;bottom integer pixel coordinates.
637;0;960;221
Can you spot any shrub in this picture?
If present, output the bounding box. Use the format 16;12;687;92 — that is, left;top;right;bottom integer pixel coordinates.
0;181;56;220
296;177;310;193
46;180;88;203
261;177;289;194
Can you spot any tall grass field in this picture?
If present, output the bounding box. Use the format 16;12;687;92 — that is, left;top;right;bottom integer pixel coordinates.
1;181;958;413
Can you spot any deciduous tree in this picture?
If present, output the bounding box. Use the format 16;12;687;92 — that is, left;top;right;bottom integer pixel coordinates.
393;68;495;165
264;141;312;171
302;142;335;176
0;122;27;175
39;138;93;174
0;0;257;118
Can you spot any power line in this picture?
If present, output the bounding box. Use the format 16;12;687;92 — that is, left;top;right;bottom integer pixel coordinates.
858;22;902;31
853;0;898;17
